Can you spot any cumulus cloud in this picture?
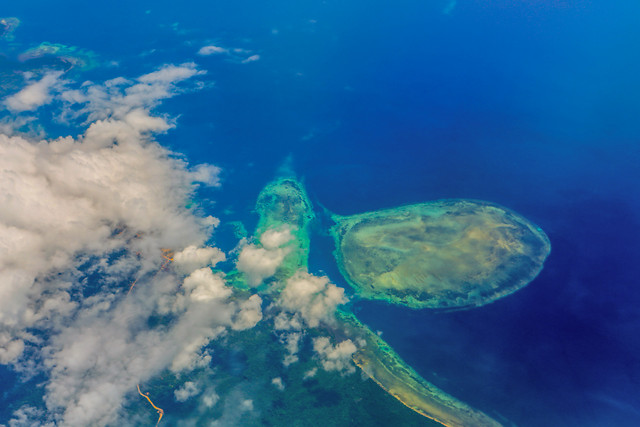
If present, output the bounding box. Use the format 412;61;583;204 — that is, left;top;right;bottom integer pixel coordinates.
40;263;244;425
4;71;64;112
189;163;222;187
6;405;54;427
197;44;260;64
0;65;260;426
278;270;348;328
236;245;286;286
303;367;318;380
241;54;260;64
0;111;220;349
280;330;303;367
236;226;294;286
200;388;220;409
0;332;25;364
57;63;204;124
272;312;304;366
173;245;226;275
312;337;357;375
232;294;263;331
138;64;201;84
198;45;228;56
271;270;348;368
182;267;232;302
271;377;285;391
209;389;256;427
273;311;303;331
175;381;201;402
260;227;294;250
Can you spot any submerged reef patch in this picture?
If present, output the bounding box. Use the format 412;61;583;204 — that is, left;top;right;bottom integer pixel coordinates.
18;42;99;71
0;17;20;41
331;200;550;309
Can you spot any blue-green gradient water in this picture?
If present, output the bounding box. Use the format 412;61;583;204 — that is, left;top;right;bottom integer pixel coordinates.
2;1;640;425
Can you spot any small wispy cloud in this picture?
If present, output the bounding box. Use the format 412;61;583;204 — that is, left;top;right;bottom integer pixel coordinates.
57;62;205;124
4;71;65;112
198;45;228;56
241;54;260;64
174;381;201;402
197;44;260;64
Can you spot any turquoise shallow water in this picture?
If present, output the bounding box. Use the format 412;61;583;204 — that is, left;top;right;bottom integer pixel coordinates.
1;1;640;425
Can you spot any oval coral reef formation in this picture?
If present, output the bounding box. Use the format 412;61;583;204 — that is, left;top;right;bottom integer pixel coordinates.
331;200;551;309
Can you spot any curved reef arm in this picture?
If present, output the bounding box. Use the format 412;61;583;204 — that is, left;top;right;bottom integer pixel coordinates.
337;310;503;427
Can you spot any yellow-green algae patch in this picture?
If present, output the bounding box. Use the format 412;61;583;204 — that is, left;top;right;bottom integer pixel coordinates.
332;200;550;309
337;311;503;427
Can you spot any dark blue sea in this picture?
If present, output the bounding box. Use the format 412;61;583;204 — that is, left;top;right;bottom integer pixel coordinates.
2;1;640;425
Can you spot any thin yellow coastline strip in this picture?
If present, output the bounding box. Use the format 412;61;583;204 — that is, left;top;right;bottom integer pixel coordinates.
137;384;164;426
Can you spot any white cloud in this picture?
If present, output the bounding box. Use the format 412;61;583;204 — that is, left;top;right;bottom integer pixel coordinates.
260;227;294;250
190;163;222;187
236;227;294;286
58;63;204;124
138;64;201;84
278;270;348;328
236;245;286;286
209;389;256;426
232;294;263;331
201;388;220;408
197;44;260;64
280;331;303;367
269;270;348;367
4;71;64;112
241;54;260;64
273;312;303;331
303;367;317;380
173;245;226;274
0;65;260;426
198;45;229;56
312;337;357;375
183;268;232;302
40;258;243;425
271;377;285;391
273;312;304;366
175;381;201;402
7;405;54;427
0;332;24;364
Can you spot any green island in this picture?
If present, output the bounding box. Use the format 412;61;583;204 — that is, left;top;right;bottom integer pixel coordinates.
223;175;548;426
331;200;550;309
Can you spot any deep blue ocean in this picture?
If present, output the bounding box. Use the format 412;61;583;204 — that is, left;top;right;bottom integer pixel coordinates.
2;1;640;425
